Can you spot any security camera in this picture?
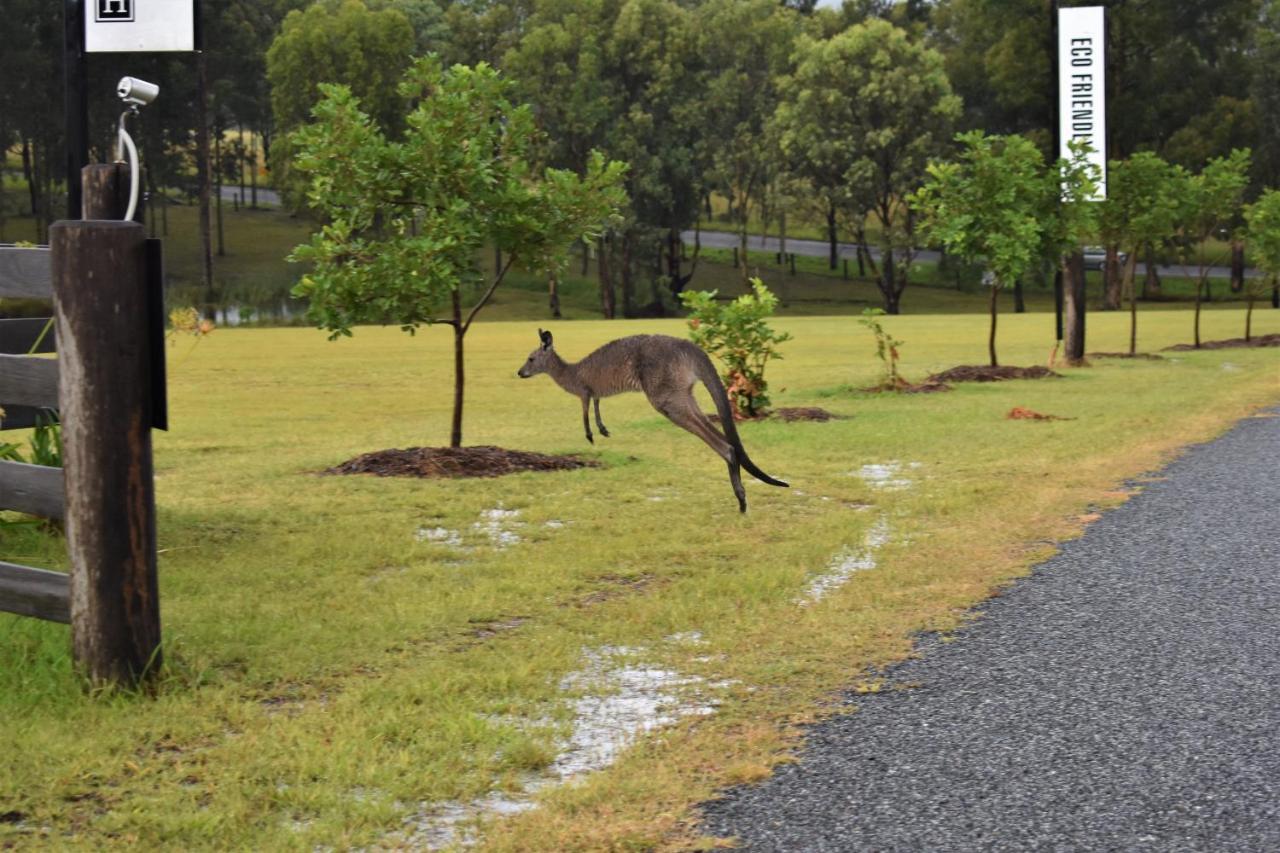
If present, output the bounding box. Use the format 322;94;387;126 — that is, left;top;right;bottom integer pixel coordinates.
117;77;159;107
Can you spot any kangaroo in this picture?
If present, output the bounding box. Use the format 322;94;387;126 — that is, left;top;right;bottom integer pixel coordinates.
516;329;788;512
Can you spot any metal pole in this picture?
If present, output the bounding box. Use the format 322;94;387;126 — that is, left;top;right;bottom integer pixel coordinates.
1050;0;1063;344
63;0;88;220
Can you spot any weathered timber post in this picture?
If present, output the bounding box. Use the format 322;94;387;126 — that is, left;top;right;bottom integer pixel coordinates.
51;165;161;686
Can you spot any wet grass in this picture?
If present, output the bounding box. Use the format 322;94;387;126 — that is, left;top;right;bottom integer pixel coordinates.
1;307;1277;849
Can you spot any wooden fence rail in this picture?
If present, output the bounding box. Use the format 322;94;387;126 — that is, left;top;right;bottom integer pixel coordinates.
0;245;52;300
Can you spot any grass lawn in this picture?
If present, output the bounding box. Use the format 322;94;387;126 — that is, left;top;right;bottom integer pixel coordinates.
1;305;1277;849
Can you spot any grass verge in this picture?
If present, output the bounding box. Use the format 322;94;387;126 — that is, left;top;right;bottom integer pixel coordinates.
0;299;1278;850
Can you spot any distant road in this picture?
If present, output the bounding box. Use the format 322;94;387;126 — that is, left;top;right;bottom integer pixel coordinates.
682;229;1259;281
218;186;282;207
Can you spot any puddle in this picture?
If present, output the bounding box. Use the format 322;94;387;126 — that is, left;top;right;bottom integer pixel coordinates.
399;645;723;849
851;461;920;491
474;507;523;549
797;517;891;605
543;520;567;530
1221;362;1241;372
416;527;464;547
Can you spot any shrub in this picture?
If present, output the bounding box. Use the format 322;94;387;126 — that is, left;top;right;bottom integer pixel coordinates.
858;308;907;390
680;279;791;419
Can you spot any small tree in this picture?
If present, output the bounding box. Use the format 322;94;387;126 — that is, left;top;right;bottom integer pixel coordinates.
858;309;906;390
680;279;791;419
1171;149;1251;348
1098;153;1185;354
1244;188;1280;341
1038;141;1101;365
290;57;627;447
913;132;1047;367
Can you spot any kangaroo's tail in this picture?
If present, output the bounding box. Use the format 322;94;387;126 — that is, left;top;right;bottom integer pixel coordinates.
694;353;789;488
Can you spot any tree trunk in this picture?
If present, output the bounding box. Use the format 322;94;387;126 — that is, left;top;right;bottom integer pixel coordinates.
1123;251;1139;355
1102;244;1121;310
1245;294;1254;342
988;283;999;368
1063;251;1087;364
621;233;634;315
779;210;787;259
250;129;259;209
21;139;37;217
238;125;247;209
215;129;225;257
826;205;837;270
1014;280;1026;313
1143;243;1162;298
739;224;749;284
1193;276;1204;348
451;289;464;448
581;240;590;276
548;270;561;319
1273;282;1279;309
880;249;899;315
1230;240;1245;293
598;237;615;319
195;49;214;320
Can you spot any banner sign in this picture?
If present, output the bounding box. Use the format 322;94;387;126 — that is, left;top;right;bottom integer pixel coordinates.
1058;6;1106;199
85;0;195;53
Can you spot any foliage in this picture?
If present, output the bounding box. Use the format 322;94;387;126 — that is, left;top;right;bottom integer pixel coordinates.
912;131;1048;366
772;20;960;312
265;0;417;204
858;308;906;390
288;56;626;445
0;412;62;468
1244;188;1280;337
680;279;792;418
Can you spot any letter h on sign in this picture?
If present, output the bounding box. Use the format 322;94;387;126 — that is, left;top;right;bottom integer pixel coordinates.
96;0;134;22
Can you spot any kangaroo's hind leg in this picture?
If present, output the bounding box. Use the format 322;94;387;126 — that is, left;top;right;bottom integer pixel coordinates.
646;389;747;512
593;397;610;438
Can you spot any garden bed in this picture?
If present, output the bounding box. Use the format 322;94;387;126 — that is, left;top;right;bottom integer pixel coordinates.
709;406;844;424
927;365;1060;383
1164;333;1280;351
323;446;600;479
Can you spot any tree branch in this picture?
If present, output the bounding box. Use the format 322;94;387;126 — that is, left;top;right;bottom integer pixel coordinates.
461;254;516;334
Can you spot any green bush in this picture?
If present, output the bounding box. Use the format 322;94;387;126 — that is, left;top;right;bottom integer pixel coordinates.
680;278;791;419
858;308;906;390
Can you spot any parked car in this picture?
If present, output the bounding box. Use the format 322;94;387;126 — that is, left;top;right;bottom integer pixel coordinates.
1082;246;1128;271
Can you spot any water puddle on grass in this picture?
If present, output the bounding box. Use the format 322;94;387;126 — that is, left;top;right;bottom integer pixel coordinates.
415;507;527;551
851;461;921;491
398;645;723;849
797;517;891;606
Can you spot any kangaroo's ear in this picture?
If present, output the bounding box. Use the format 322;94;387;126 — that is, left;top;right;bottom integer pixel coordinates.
539;329;553;349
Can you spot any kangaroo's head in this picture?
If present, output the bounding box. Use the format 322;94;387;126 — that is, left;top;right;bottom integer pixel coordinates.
517;328;556;378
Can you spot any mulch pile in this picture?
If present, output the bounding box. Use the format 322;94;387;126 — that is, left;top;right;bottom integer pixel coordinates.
927;365;1060;384
1088;352;1165;360
323;446;600;479
709;406;843;424
861;379;953;394
1007;406;1074;422
1164;333;1280;352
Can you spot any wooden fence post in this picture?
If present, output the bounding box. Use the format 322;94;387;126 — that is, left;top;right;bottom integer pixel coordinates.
51;172;160;685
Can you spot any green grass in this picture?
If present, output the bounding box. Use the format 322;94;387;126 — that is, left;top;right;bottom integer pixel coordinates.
1;307;1277;850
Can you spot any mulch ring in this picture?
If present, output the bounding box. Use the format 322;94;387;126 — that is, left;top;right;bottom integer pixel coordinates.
1007;406;1075;422
323;446;600;479
862;380;953;394
1088;352;1165;361
709;406;844;424
1164;333;1280;352
927;365;1060;384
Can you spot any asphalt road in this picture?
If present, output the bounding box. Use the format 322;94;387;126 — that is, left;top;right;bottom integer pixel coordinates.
684;229;1259;281
702;408;1280;852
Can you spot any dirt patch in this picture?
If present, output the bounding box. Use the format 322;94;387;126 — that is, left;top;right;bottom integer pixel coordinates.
1164;333;1280;351
574;573;660;608
927;365;1060;384
860;379;953;394
1006;407;1074;422
709;406;844;424
1087;352;1165;360
323;446;600;479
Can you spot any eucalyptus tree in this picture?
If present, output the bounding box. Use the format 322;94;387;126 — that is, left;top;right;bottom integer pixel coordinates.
772;20;959;314
289;58;626;447
695;0;802;283
913;132;1048;367
266;0;417;206
1097;153;1185;354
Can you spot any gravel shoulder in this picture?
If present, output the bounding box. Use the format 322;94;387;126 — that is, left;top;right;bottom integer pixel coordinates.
702;409;1280;852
